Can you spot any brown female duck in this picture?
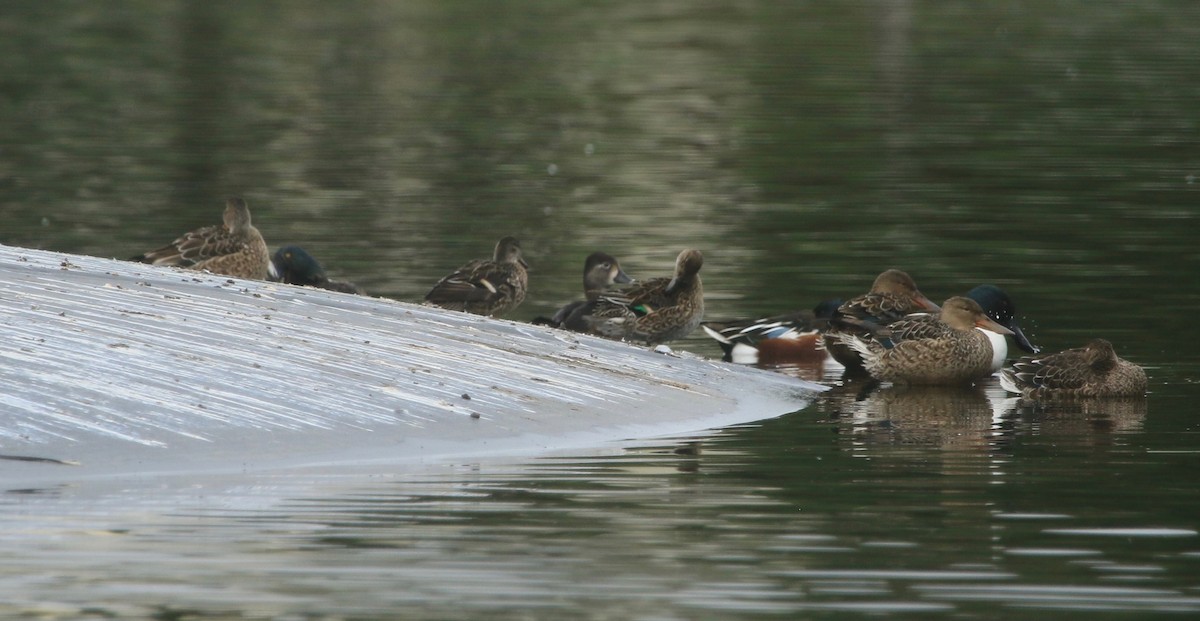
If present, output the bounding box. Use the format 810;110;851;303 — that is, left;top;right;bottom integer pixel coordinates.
822;269;941;375
839;296;1013;385
132;197;270;280
999;338;1147;398
533;252;633;330
584;249;705;345
424;236;529;317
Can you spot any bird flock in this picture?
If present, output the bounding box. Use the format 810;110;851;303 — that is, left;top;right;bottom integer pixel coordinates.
130;198;1148;401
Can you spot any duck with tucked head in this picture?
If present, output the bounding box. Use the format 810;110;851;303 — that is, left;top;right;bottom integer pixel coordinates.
424;236;529;317
533;252;634;330
999;338;1147;399
583;249;705;345
701;299;843;365
132;197;270;280
823;269;941;375
269;245;363;294
704;284;1038;369
837;296;1014;385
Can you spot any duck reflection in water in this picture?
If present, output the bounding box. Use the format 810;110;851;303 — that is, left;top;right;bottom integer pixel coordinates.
817;383;1001;451
996;389;1148;440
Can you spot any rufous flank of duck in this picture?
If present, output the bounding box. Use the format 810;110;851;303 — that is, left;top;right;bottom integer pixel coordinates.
532;251;633;330
269;245;363;295
822;269;941;375
700;299;843;365
724;285;1036;371
839;295;1014;385
131;197;270;280
423;236;529;317
583;249;704;345
999;338;1147;398
965;284;1040;372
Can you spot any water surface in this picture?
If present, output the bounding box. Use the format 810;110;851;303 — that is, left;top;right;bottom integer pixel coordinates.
2;1;1199;618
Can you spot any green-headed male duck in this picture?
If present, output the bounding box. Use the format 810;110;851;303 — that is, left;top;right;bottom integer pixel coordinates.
269;245;363;295
964;284;1040;372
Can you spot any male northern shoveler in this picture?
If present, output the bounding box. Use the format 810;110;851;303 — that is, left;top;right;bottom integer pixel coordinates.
700;282;1037;370
424;236;529;317
132;197;270;280
965;284;1040;372
823;269;941;375
583;249;704;345
999;338;1147;398
532;252;633;330
837;296;1014;385
269;245;363;295
700;299;843;365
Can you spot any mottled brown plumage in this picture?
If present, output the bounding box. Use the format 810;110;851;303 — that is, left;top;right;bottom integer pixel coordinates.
839;296;1013;385
823;269;941;374
1000;338;1147;398
132;197;270;280
584;249;705;345
424;237;529;317
533;252;634;331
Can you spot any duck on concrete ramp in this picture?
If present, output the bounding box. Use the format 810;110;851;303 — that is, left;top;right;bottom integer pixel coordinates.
0;244;825;486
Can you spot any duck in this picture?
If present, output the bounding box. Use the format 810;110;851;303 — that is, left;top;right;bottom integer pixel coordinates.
700;299;843;365
424;236;529;317
823;269;942;375
582;249;705;345
532;252;633;330
131;197;270;280
837;296;1014;385
963;284;1040;372
999;338;1147;398
269;245;363;294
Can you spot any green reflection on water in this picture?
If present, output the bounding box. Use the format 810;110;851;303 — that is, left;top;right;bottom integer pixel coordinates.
2;2;1200;615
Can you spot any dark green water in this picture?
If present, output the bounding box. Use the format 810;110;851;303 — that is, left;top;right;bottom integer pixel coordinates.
3;2;1199;618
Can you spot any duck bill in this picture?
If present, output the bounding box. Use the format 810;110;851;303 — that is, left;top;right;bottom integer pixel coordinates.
976;316;1015;336
914;293;940;312
664;276;680;294
613;268;634;285
1008;321;1040;353
518;257;530;268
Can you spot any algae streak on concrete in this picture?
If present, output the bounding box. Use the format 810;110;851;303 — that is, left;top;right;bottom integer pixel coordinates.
0;244;824;483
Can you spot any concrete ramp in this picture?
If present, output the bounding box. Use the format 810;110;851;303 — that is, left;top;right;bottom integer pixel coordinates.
0;244;824;485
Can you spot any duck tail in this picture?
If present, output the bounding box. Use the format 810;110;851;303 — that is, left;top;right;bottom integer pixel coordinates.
997;368;1022;394
840;334;878;363
699;323;732;344
699;324;737;362
530;316;562;328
